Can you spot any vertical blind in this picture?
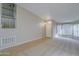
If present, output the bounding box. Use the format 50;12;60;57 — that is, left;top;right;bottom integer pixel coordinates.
56;24;79;36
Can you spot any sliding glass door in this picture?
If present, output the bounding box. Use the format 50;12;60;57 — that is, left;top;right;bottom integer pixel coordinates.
73;24;79;36
55;24;79;37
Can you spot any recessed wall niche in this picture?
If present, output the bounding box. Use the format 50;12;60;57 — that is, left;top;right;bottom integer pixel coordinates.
1;3;16;28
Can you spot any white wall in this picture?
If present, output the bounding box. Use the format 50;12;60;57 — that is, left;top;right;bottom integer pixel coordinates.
0;4;44;49
51;21;57;39
46;20;56;39
16;5;43;44
46;21;52;38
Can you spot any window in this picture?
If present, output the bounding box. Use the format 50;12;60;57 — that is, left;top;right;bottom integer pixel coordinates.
55;24;79;37
1;3;16;28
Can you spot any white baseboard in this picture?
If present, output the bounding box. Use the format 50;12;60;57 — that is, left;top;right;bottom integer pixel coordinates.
0;36;42;50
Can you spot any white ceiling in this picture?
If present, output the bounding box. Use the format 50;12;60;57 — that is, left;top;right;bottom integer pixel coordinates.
17;3;79;23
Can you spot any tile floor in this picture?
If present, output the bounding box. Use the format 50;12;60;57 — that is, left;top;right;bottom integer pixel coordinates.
15;37;79;56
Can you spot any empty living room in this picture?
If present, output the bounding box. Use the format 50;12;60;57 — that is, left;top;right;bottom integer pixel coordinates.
0;2;79;56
